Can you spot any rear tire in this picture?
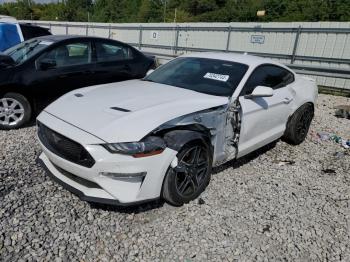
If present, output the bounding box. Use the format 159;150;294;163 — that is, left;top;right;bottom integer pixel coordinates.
283;103;314;145
0;93;32;130
162;142;212;206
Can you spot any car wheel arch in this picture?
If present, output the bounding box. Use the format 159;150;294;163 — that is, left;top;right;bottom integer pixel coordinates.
163;129;213;154
161;130;214;206
0;86;35;110
283;102;315;145
288;101;314;123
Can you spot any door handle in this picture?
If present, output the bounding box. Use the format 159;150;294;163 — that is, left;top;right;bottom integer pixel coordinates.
283;97;293;104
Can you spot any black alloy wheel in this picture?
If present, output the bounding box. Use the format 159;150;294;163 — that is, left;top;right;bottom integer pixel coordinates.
162;142;212;206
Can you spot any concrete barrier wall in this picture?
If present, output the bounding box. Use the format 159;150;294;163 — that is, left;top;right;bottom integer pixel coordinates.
22;21;350;91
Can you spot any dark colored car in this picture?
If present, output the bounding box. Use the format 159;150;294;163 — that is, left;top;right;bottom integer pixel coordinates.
0;35;155;129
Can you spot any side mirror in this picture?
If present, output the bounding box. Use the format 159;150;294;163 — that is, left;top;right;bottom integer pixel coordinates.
246;86;273;99
0;54;15;68
146;69;154;76
39;59;56;70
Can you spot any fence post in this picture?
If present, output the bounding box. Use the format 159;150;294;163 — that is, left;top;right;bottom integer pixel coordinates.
108;24;111;39
174;26;180;55
184;26;189;53
138;25;143;50
86;24;89;36
291;25;302;64
65;24;68;35
49;23;52;33
226;26;232;52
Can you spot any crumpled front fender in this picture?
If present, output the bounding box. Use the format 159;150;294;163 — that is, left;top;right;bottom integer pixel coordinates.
164;130;211;152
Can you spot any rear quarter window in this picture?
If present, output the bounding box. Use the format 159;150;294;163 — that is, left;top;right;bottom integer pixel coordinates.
20;25;50;40
95;41;134;62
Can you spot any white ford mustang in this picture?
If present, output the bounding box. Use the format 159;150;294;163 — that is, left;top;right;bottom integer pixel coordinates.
37;53;317;206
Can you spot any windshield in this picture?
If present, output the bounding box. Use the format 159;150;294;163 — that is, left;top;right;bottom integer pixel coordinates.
145;57;248;97
4;39;53;65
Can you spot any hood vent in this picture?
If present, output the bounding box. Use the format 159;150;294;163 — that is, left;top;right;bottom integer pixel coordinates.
110;107;131;113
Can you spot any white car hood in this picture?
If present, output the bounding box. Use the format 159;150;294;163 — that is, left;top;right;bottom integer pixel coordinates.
44;80;228;143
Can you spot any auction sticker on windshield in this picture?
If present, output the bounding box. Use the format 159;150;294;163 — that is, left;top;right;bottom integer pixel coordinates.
204;72;230;82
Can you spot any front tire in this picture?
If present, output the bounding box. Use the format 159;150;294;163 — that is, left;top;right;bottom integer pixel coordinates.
162;142;212;206
283;103;314;145
0;93;32;130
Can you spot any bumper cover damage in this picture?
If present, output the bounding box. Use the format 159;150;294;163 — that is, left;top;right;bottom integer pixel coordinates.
38;154;160;206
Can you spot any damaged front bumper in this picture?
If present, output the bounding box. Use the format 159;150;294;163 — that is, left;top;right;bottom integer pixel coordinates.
37;111;178;206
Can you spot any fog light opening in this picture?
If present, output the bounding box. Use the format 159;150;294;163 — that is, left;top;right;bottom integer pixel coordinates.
99;172;147;180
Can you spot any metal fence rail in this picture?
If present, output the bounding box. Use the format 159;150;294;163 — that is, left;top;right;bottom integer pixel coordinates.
25;21;350;91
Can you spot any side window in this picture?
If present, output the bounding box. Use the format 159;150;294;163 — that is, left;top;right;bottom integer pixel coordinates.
20;25;50;40
32;27;50;38
242;65;294;95
20;25;33;41
95;41;134;62
41;42;92;68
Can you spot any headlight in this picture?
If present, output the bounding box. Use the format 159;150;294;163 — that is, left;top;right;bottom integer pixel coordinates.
102;136;166;158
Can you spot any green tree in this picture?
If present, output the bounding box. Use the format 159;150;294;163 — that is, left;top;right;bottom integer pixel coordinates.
58;0;93;21
39;3;65;21
0;4;10;16
92;0;141;23
8;0;35;20
332;0;350;21
138;0;163;22
1;0;350;23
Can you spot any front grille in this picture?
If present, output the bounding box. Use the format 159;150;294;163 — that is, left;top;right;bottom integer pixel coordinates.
38;122;95;168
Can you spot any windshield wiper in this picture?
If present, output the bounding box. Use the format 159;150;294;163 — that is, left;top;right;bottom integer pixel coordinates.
14;42;40;64
7;41;33;56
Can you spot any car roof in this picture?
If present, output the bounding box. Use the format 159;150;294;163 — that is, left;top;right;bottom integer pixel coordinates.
0;22;51;32
19;23;50;29
34;35;115;43
0;15;17;23
34;35;84;42
182;52;282;68
0;21;18;25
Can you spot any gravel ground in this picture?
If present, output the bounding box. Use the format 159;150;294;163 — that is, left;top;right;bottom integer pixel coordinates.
0;94;349;261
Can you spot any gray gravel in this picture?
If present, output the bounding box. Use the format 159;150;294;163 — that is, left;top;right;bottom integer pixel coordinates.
1;94;349;261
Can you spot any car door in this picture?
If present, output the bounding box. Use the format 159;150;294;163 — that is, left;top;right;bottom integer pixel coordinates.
32;40;95;106
237;64;295;157
93;40;138;84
